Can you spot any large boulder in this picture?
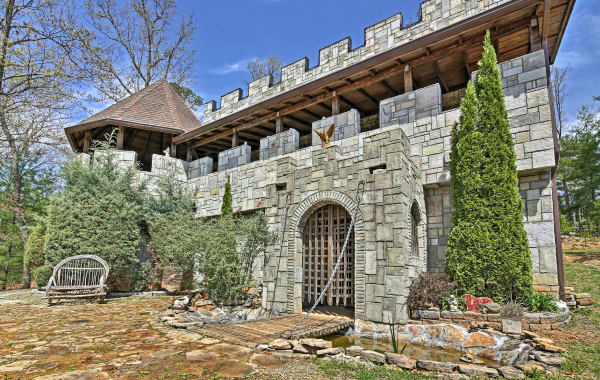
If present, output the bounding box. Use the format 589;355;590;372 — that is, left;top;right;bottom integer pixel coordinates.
268;339;291;350
386;353;416;369
360;350;386;364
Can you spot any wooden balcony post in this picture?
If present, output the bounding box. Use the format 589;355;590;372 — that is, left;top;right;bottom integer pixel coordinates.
276;113;283;134
332;91;340;116
404;65;413;93
116;126;125;150
232;128;239;148
83;130;91;153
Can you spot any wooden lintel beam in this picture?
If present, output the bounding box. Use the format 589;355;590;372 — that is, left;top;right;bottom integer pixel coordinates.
356;88;379;105
433;61;450;93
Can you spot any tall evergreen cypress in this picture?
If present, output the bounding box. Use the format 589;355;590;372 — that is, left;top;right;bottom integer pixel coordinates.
221;176;233;216
446;31;532;300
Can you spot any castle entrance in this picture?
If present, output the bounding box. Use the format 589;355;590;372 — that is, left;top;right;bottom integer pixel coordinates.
302;204;354;311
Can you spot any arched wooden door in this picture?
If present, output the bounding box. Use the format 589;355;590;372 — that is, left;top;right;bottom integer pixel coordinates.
302;204;354;307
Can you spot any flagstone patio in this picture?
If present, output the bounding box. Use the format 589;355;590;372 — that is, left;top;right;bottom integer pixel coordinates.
0;291;327;379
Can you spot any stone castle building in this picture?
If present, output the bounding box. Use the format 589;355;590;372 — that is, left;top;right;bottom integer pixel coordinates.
65;0;574;324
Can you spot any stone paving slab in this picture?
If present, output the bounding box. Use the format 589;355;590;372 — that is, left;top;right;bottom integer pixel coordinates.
0;293;319;379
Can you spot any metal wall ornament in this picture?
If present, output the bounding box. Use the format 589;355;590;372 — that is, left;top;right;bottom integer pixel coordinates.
314;123;335;147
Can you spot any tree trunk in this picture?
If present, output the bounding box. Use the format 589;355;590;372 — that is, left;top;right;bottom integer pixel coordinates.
561;173;573;223
0;0;29;288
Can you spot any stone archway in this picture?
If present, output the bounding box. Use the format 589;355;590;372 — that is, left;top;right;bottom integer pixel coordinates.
285;191;365;317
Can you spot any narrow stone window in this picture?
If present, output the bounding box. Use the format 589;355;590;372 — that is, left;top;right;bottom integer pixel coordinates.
411;202;420;258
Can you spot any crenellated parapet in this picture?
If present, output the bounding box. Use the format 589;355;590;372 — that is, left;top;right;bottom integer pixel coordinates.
202;0;512;124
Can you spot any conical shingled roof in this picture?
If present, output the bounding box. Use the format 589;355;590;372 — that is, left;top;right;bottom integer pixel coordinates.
76;78;202;133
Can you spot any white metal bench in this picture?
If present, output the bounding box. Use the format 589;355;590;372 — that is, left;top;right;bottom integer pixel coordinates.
44;255;109;304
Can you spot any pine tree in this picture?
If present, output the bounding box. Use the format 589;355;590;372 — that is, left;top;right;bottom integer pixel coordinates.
446;31;532;300
221;176;233;216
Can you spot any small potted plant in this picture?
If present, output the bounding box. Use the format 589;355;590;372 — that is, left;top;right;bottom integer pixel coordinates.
500;301;526;334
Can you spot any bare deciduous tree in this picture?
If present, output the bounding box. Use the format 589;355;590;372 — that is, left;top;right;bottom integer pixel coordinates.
552;64;572;140
80;0;197;103
552;64;573;224
244;54;283;86
0;0;83;287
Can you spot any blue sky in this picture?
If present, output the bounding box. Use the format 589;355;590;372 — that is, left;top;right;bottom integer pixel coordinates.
182;0;595;124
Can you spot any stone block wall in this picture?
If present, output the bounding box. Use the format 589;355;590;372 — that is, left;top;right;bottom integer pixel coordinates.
380;85;442;128
260;128;299;161
311;109;361;146
185;119;425;324
217;143;251;172
188;157;213;179
203;0;512;124
442;88;467;111
361;114;379;132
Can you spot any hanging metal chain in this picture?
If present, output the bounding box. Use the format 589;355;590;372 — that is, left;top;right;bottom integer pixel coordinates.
221;191;293;323
282;180;365;338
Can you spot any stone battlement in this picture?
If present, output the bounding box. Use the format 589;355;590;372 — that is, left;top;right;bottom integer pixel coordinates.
203;0;512;124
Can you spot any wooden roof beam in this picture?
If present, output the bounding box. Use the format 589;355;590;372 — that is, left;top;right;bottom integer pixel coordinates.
140;130;151;163
380;79;396;97
356;88;379;106
463;51;472;78
249;125;277;134
316;103;332;113
339;95;367;117
301;108;322;119
433;61;450;93
284;115;312;131
125;128;139;148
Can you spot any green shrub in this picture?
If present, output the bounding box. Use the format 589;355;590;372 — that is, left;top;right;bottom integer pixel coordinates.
560;214;574;235
148;212;201;289
407;272;456;310
198;211;271;302
32;264;53;288
524;290;560;313
44;145;146;290
446;30;533;301
24;223;46;269
221;176;233;216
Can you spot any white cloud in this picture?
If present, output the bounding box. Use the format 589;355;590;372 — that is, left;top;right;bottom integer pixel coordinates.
210;58;254;75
